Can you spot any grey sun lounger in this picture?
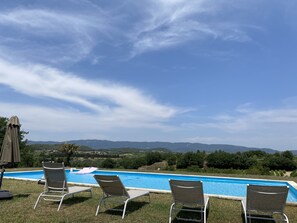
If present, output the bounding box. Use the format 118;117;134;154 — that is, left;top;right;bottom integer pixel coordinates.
34;162;92;211
169;179;209;223
241;184;289;223
93;175;150;219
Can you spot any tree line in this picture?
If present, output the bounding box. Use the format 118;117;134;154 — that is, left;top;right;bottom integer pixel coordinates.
105;150;296;173
69;149;297;176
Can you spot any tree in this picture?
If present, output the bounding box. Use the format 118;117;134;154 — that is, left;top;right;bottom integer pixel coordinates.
177;151;205;169
232;152;257;169
120;157;146;169
20;146;35;167
243;150;267;158
145;152;163;165
263;154;297;171
281;151;294;160
206;151;257;170
0;117;8;146
101;158;116;169
166;154;177;166
206;151;233;169
59;143;79;167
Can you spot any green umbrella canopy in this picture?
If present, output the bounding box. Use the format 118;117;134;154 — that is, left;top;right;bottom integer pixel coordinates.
0;116;21;164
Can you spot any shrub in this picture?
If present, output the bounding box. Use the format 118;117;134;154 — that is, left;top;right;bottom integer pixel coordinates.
206;151;257;170
187;165;203;172
291;170;297;177
119;157;146;169
166;154;177;166
246;166;271;175
263;155;297;171
101;158;117;169
166;165;176;171
177;151;204;169
145;152;163;165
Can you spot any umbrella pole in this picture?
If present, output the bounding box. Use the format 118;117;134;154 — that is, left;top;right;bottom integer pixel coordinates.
0;166;4;189
0;165;13;200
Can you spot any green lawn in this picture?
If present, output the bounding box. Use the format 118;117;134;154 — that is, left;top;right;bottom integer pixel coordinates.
0;179;297;223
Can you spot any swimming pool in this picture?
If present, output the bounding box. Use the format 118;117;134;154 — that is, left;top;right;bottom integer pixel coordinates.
4;169;297;203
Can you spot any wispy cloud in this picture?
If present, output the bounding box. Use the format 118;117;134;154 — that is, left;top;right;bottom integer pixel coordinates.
193;107;297;133
181;105;297;149
128;0;252;57
0;102;174;140
0;58;178;126
0;1;257;62
0;7;114;64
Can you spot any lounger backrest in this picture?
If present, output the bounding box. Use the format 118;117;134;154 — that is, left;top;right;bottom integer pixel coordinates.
169;179;205;206
43;162;68;193
94;175;129;197
247;185;289;213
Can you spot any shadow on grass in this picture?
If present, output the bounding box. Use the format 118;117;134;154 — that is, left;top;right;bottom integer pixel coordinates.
241;213;278;223
97;201;149;218
13;193;31;198
35;196;92;210
171;206;210;223
60;196;92;205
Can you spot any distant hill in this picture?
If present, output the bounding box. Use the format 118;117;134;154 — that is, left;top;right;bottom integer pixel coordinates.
28;143;93;151
28;139;279;154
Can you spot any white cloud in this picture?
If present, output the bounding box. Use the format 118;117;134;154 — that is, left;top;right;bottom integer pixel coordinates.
0;7;114;64
194;108;297;133
181;106;297;149
0;58;178;127
129;0;252;57
0;1;258;62
0;102;177;141
232;108;296;127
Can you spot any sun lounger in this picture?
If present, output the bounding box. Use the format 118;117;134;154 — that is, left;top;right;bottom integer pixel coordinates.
93;175;150;219
169;179;209;223
241;184;289;223
34;162;92;211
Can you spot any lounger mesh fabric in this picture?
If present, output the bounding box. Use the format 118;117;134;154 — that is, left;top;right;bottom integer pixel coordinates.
241;184;289;223
169;179;209;223
94;175;150;219
34;162;92;211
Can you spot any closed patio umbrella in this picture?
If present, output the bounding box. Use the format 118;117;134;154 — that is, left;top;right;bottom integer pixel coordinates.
0;116;21;164
0;116;21;199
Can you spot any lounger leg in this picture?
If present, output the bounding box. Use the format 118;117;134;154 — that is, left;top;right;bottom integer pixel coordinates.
57;195;66;211
203;208;207;223
33;193;43;209
283;213;289;223
169;203;175;223
122;199;130;219
241;200;248;223
95;196;104;216
204;198;209;223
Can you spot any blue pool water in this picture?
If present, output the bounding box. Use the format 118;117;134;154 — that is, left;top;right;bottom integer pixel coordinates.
5;169;297;203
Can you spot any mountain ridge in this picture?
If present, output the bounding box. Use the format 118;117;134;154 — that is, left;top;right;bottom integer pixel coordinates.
27;139;290;154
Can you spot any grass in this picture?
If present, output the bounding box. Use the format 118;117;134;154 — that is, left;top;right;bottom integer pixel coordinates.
1;178;297;223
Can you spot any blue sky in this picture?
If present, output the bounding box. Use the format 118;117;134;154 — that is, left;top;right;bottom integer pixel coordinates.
0;0;297;150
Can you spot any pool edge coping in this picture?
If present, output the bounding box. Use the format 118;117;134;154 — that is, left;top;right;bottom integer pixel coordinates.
4;168;297;205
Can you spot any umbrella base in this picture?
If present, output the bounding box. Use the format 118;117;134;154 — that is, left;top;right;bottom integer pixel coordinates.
0;190;13;200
